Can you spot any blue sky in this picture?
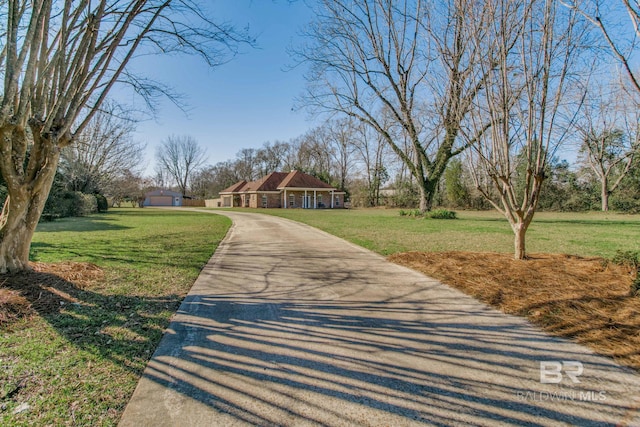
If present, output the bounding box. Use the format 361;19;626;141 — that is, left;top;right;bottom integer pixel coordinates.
130;1;317;174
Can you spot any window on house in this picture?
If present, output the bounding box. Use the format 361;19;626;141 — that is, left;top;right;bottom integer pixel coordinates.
262;195;268;208
289;194;294;207
335;196;340;206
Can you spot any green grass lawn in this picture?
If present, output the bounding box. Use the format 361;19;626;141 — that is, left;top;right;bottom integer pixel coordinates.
1;208;231;426
225;208;640;258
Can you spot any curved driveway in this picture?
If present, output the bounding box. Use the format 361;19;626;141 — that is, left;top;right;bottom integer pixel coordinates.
120;210;640;426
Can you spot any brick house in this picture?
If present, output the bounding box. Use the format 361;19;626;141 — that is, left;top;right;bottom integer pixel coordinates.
219;171;346;209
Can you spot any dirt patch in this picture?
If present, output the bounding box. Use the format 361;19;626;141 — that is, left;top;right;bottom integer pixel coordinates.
389;251;640;371
0;262;104;327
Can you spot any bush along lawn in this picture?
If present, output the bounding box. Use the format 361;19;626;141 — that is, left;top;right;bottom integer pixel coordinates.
0;208;231;426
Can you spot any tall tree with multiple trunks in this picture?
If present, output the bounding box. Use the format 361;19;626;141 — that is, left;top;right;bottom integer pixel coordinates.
297;0;493;212
468;0;586;259
0;0;250;272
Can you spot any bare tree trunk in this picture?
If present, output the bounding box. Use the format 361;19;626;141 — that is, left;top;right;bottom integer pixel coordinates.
513;221;528;260
419;186;428;212
419;180;436;212
0;191;37;272
0;164;58;273
601;182;610;211
599;173;610;211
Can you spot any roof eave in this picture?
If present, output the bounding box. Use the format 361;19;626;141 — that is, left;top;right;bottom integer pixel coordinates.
277;187;338;191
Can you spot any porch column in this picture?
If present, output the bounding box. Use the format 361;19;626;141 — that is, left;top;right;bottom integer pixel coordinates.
304;190;307;209
314;190;317;209
284;189;287;209
331;191;334;208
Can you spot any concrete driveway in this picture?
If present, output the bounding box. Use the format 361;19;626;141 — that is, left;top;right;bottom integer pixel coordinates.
119;210;640;426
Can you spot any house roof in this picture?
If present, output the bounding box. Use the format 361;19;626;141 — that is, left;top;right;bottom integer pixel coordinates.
220;171;338;195
244;172;290;192
277;171;335;190
219;180;248;194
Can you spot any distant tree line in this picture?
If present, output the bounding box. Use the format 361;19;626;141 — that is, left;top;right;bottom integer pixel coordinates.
150;115;639;215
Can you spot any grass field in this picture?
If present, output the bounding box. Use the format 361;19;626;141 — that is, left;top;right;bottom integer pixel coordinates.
1;209;230;426
225;208;640;258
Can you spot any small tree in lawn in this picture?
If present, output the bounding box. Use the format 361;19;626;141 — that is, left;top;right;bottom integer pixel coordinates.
468;0;587;260
0;0;251;273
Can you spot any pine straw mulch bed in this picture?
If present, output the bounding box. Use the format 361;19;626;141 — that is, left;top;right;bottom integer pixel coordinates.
0;262;104;326
389;251;640;372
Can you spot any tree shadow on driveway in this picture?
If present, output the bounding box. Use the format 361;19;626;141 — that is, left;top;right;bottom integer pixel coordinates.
125;285;640;426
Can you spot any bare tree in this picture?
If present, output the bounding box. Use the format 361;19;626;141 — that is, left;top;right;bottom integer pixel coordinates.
191;160;243;199
0;0;251;272
325;118;357;191
234;148;260;181
155;135;207;197
468;0;586;259
297;0;492;211
60;104;143;194
352;120;390;206
574;81;640;211
291;127;334;181
256;141;290;176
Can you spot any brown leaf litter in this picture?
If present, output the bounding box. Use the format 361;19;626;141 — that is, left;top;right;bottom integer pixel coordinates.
0;262;104;326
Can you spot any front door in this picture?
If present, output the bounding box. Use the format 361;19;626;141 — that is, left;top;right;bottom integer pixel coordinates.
303;195;311;209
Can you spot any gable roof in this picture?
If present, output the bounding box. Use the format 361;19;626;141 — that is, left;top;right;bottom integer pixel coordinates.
277;170;335;190
244;172;290;192
220;171;338;195
219;180;248;194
